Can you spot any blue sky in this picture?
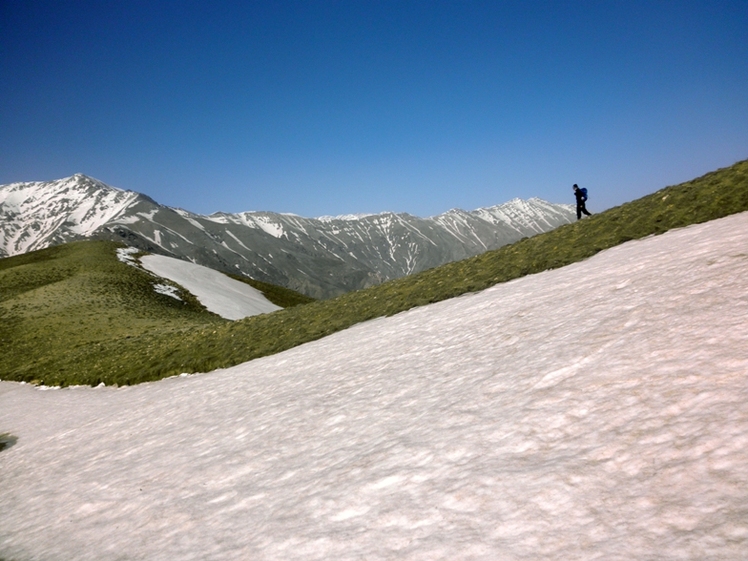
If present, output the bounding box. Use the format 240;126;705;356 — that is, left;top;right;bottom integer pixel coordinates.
1;1;747;217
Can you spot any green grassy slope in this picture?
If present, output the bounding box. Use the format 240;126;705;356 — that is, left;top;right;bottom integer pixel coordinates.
2;159;747;386
0;243;313;384
0;241;225;384
226;273;315;308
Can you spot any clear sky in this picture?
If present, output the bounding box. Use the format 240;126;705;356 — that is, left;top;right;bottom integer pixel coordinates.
1;1;747;217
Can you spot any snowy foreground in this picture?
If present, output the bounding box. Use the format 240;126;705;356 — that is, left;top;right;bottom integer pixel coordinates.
2;213;748;561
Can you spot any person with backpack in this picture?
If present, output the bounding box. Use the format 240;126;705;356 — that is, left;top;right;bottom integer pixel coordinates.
573;184;591;220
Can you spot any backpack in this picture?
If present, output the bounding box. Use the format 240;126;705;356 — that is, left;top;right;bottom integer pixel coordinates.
580;187;588;201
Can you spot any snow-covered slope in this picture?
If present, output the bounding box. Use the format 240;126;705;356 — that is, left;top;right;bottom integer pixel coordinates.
1;212;746;560
0;175;575;297
139;254;281;320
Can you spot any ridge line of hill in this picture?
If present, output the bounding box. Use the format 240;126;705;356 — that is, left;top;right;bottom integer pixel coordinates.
1;159;746;386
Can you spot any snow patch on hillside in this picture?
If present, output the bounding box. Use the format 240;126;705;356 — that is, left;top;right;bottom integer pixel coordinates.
153;283;181;300
115;246;139;265
140;254;281;319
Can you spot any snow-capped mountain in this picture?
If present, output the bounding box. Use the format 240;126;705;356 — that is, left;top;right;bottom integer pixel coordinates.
0;175;575;298
0;175;140;255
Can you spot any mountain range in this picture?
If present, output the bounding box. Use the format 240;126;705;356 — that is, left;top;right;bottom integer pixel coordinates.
0;174;575;298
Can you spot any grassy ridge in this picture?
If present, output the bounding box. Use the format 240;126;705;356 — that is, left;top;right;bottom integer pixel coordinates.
226;273;315;309
2;159;747;386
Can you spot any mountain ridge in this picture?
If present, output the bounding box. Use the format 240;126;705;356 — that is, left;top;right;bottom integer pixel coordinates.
0;174;575;297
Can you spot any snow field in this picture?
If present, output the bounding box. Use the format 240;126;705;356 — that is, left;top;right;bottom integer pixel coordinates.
1;213;747;560
139;254;281;319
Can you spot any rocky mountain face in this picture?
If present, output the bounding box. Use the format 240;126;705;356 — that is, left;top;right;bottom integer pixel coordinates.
1;175;575;298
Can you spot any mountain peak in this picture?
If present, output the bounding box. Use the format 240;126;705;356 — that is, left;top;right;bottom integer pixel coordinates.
65;173;124;191
0;176;141;256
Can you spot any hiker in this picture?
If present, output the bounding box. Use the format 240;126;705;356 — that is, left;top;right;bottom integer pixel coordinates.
573;184;591;220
